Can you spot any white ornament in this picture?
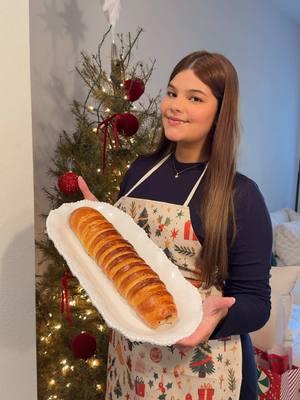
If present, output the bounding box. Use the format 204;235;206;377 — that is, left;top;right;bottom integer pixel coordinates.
102;0;121;40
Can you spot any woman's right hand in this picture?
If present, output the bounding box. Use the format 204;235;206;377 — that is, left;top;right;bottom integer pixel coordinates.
176;295;235;347
78;176;98;201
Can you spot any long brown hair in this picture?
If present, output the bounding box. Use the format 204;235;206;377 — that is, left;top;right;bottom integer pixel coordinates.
151;51;240;288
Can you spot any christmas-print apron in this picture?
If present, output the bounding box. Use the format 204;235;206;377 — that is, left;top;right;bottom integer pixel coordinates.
105;154;242;400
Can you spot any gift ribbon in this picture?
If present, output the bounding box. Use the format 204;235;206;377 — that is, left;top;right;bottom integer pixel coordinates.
135;376;144;384
60;272;75;324
96;114;120;172
200;383;213;389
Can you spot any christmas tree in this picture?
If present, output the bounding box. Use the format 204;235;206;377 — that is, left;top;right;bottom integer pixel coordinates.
189;342;215;377
36;26;161;400
136;207;151;236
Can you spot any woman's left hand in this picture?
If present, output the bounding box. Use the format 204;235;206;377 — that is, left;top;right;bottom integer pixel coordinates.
176;296;235;347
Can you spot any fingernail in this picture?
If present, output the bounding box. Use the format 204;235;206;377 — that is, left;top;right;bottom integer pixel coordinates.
231;298;236;305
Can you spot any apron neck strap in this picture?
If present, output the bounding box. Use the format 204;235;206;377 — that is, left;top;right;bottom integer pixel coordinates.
122;153;171;198
122;152;208;206
183;163;208;206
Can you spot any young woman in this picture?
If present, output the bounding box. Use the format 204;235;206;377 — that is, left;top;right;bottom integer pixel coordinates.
79;51;272;399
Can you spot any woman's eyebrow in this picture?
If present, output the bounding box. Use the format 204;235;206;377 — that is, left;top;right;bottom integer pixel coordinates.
167;83;207;96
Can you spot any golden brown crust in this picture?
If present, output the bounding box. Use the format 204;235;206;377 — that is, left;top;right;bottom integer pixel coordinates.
69;206;178;328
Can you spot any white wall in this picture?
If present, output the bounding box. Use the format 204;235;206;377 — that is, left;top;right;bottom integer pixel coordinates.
0;1;37;399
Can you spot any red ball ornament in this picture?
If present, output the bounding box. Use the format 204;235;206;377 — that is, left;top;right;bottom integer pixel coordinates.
124;78;145;101
71;332;97;360
58;171;79;195
116;112;139;137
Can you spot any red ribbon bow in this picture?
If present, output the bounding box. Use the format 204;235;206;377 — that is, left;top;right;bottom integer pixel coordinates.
60;272;75;324
96;114;120;172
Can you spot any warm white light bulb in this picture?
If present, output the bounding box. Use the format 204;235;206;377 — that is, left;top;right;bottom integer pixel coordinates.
92;127;97;133
90;359;100;368
88;105;94;111
62;365;69;374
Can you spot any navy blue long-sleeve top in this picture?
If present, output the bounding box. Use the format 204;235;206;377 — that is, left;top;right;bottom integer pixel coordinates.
117;153;272;399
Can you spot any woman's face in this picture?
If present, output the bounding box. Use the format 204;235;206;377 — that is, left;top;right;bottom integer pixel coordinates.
160;69;219;151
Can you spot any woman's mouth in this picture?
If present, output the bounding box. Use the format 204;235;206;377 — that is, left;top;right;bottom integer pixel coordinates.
166;117;188;126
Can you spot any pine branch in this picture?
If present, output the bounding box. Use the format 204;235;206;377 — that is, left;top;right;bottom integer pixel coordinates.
122;27;144;68
97;25;112;70
174;245;196;257
228;368;237;392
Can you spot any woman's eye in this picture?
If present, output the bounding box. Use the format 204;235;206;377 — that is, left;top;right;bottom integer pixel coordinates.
190;96;202;102
166;91;176;97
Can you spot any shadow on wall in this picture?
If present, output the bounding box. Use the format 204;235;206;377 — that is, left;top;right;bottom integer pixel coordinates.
31;71;74;181
31;0;90;226
39;0;87;56
31;0;89;170
0;222;36;350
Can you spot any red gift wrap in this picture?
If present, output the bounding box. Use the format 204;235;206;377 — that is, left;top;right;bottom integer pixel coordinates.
198;383;215;400
135;376;145;397
268;353;289;375
184;220;197;241
254;347;300;400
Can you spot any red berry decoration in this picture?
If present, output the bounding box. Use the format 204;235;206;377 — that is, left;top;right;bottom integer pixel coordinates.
58;171;79;195
124;78;145;101
71;332;97;360
116;112;139;137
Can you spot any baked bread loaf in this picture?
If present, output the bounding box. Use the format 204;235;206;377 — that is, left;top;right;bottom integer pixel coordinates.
69;206;178;328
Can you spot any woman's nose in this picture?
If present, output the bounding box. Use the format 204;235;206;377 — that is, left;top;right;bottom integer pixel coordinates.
169;96;184;113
